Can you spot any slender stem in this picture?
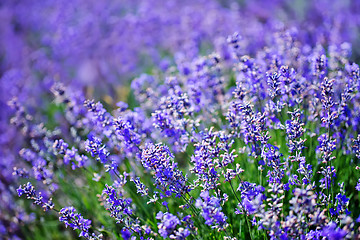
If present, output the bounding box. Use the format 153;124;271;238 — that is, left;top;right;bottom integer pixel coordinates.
222;166;253;240
113;169;122;180
223;228;233;239
181;195;199;216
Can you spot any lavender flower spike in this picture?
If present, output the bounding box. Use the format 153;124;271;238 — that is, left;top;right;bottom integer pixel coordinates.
59;206;102;239
17;182;54;211
195;191;228;230
156;211;190;239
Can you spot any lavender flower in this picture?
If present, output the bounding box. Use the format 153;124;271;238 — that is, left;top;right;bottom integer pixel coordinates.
101;184;152;239
102;184;133;224
285;109;306;153
356;179;360;192
59;207;101;239
266;72;282;99
156;211;190;239
53;139;68;155
320;222;347;239
236;181;265;215
140;143;190;198
320;77;337;125
262;144;285;184
17;182;54;211
283;187;317;238
353;135;360;159
195;191;228;230
317;133;336;164
130;177;149;197
85;136;109;164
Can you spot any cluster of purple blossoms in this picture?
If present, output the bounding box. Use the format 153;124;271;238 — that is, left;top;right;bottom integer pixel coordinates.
236;181;265;215
59;207;102;239
53;139;88;169
17;182;54;211
85;136;109;164
262;144;285;184
156;212;190;239
101;184;138;233
140;143;190;198
195;191;228;230
285;109;306;153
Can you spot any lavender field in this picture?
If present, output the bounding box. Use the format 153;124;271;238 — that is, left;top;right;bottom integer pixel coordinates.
1;0;360;239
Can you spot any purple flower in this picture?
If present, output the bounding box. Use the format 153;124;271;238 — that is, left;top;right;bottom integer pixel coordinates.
59;207;92;239
53;139;68;155
356;179;360;191
306;230;321;240
141;143;190;198
311;53;328;79
195;191;228;230
266;71;282;99
320;222;347;240
156;211;190;239
335;193;350;215
285;109;306;153
17;182;54;211
85;136;109;164
102;184;133;225
317;133;336;164
130;177;149;196
236;181;265;215
114;117;141;146
121;228;131;240
353;135;360;159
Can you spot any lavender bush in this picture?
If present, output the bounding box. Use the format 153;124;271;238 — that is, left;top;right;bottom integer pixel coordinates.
1;0;360;239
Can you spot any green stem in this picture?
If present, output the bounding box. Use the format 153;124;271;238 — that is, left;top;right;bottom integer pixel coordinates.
222;166;254;240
